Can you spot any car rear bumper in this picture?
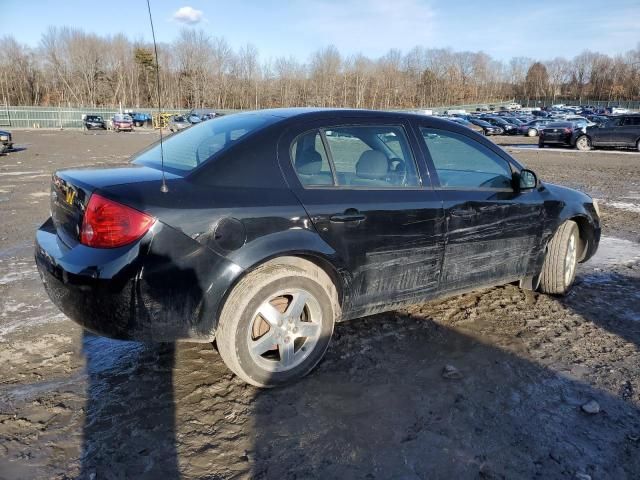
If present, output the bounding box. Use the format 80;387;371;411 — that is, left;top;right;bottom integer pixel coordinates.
35;217;243;342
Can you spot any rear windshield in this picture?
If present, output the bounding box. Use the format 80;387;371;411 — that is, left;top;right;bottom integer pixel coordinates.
132;113;278;173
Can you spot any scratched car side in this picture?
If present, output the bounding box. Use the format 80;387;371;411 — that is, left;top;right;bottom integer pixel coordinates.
35;108;600;387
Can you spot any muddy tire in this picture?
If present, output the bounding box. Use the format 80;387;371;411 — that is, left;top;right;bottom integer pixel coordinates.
527;128;538;137
576;135;591;151
216;257;339;388
539;221;579;295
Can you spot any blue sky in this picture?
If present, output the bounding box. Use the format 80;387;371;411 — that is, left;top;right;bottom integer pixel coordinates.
3;0;639;61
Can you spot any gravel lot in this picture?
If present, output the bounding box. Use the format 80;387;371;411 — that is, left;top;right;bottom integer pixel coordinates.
1;130;639;480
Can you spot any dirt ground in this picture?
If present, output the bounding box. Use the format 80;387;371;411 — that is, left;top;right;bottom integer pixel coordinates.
1;130;639;480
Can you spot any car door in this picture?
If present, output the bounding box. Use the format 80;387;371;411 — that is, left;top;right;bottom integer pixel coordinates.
278;118;445;317
591;117;623;146
618;116;640;146
416;125;546;294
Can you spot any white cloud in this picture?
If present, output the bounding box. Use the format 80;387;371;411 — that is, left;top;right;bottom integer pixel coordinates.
173;6;205;25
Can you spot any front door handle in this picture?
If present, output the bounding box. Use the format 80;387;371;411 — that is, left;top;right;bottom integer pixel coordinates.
330;210;366;223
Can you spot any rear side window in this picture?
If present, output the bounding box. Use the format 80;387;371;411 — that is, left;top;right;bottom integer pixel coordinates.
291;130;334;186
291;125;420;188
623;117;640;126
133;113;277;173
420;128;513;190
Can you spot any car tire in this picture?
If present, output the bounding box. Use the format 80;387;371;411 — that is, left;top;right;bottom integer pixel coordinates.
576;135;591;151
527;128;538;137
539;220;580;295
636;139;640;152
216;257;339;388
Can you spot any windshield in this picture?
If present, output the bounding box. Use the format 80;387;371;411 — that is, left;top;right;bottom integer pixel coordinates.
132;113;279;173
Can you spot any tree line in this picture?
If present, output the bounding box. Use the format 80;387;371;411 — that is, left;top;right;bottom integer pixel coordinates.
1;27;639;110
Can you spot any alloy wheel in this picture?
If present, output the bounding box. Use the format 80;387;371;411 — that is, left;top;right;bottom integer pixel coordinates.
247;289;322;373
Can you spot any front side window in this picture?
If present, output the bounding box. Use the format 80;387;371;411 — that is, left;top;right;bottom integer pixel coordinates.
420;127;513;190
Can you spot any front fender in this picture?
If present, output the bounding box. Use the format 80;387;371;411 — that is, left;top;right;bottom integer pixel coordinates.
540;183;600;263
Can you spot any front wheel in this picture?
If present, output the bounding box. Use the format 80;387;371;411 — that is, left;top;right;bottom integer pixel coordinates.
636;139;640;152
216;257;339;387
576;135;591;151
539;221;580;295
527;128;538;137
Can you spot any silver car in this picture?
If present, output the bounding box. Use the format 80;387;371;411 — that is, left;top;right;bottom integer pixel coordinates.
168;115;191;132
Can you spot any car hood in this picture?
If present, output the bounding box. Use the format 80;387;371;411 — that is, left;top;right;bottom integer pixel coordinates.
543;182;592;203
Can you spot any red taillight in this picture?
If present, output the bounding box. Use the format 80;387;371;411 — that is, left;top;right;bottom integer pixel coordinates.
80;193;155;248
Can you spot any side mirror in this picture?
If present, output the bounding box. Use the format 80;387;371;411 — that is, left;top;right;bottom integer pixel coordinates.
518;169;537;190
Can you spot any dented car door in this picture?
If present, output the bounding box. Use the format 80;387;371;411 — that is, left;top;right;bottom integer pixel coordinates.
418;126;545;293
278;117;446;318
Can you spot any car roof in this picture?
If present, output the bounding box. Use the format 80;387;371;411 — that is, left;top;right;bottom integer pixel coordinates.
228;108;473;133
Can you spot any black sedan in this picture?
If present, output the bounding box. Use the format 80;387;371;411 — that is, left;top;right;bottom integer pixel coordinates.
35;109;601;387
481;116;518;134
538;122;580;148
468;118;504;135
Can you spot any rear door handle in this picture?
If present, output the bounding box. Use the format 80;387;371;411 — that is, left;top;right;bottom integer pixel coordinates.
330;211;366;223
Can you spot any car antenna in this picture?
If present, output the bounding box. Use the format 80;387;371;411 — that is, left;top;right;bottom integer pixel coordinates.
146;0;169;193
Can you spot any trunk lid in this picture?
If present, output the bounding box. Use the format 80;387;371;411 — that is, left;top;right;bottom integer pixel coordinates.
50;165;180;247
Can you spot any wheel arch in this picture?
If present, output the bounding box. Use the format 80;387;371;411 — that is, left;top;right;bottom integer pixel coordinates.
213;231;351;331
569;214;596;262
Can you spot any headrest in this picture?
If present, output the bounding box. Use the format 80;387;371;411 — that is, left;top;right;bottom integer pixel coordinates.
296;150;322;175
356;150;388;179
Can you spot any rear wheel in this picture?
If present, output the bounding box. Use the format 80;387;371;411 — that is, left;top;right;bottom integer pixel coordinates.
539;221;579;295
216;257;339;387
527;128;538;137
576;135;591;151
636;139;640;152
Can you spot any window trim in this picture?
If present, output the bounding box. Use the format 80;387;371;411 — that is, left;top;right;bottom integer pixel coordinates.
289;123;425;190
419;126;515;192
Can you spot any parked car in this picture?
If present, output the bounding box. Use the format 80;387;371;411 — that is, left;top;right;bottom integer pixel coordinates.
468;118;504;135
112;114;133;132
83;115;106;130
129;112;152;127
0;129;13;154
538;122;579;148
482;116;518;134
574;114;640;152
168;115;191;132
189;108;221;121
35;108;601;387
519;119;553;137
187;114;202;124
445;116;484;135
531;110;552;118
